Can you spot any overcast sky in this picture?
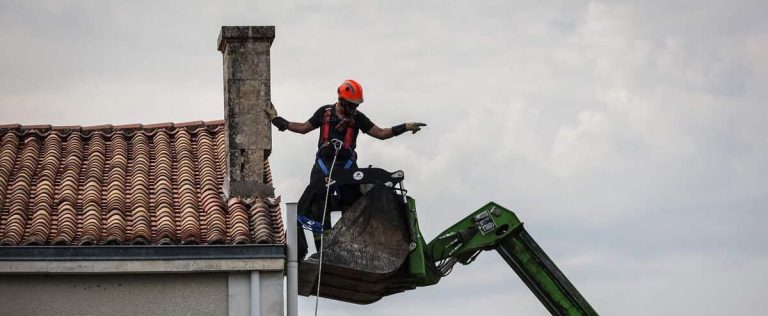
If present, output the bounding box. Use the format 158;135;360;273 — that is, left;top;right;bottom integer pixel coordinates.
1;1;767;315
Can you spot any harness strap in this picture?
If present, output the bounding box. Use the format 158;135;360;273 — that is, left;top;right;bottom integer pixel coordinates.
320;106;332;146
343;122;355;149
317;156;355;176
316;157;331;176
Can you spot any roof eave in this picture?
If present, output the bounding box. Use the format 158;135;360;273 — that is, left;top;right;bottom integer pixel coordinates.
0;245;285;273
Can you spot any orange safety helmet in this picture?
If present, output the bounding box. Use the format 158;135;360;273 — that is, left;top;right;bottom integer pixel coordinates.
337;79;364;104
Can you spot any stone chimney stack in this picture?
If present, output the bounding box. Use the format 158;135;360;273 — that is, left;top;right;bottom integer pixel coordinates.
218;26;275;198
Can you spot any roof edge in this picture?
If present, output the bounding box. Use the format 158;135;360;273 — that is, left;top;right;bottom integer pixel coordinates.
0;257;285;274
0;245;285;261
0;119;225;134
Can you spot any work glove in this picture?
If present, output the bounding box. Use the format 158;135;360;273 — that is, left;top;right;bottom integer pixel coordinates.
265;101;279;120
266;101;289;131
392;122;427;136
405;122;427;134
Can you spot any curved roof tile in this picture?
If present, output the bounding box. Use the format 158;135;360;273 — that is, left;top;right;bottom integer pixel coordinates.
0;121;284;246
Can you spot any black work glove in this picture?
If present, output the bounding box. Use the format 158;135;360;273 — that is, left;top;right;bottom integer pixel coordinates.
272;117;289;131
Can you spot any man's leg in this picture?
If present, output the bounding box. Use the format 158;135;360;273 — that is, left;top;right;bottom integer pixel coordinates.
337;161;362;213
296;164;327;260
302;164;334;254
296;222;308;261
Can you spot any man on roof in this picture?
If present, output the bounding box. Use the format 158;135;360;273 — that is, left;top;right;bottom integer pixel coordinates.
266;79;425;259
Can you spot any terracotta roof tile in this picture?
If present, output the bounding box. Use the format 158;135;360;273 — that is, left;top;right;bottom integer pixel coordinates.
112;123;143;130
51;125;83;131
142;122;174;129
174;120;206;128
0;122;284;246
204;119;225;126
0;124;22;130
82;124;113;131
20;124;52;130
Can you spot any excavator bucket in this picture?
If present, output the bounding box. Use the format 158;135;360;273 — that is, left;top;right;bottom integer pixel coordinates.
298;184;415;304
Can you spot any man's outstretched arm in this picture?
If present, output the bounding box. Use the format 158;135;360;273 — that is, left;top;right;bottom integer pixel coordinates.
367;122;427;140
283;121;315;134
266;102;316;134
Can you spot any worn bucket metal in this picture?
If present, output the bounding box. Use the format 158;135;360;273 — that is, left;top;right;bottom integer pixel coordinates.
298;185;414;304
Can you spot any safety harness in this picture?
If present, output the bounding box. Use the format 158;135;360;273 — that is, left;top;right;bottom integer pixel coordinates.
316;105;357;174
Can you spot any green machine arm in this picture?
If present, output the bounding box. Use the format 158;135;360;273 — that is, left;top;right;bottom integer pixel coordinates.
410;201;598;316
297;185;599;312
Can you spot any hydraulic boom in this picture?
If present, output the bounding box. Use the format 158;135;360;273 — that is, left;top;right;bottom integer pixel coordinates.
422;202;598;316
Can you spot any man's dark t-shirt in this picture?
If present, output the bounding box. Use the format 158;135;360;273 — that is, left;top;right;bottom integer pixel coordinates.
308;104;375;161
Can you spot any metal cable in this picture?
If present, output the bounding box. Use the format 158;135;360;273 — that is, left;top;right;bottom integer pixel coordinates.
315;139;344;316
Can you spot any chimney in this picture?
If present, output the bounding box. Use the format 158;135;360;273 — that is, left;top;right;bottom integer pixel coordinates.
218;26;275;198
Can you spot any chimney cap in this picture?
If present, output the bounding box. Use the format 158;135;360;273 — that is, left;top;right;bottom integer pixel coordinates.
218;26;275;52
